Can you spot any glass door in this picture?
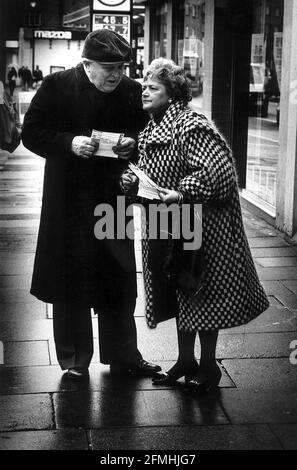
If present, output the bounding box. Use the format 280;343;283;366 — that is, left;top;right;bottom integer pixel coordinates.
245;0;284;210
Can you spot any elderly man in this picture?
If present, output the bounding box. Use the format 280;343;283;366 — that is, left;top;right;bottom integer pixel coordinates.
22;30;160;379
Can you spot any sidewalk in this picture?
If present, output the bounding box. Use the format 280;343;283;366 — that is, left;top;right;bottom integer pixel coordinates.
0;143;297;451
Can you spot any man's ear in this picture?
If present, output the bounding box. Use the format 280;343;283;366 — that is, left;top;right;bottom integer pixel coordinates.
82;60;91;71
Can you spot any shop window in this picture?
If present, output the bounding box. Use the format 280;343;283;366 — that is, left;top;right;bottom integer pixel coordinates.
245;0;284;210
172;0;205;109
152;2;168;58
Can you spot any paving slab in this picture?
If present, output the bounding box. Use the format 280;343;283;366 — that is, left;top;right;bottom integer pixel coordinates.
0;220;40;228
269;423;297;450
274;292;297;310
261;280;295;295
3;340;50;366
0;171;43;180
131;319;297;361
244;228;278;238
256;266;297;281
262;283;297;309
0;257;35;275
218;389;297;424
90;423;282;450
0;319;53;341
0;360;234;395
221;306;297;333
216;331;296;359
221;358;297;389
256;257;297;267
282;280;297;295
267;295;283;306
0;429;88;450
0;275;31;288
54;389;228;428
4;165;43;172
0;288;40;303
0;302;47;321
248;237;290;248
0;394;54;431
0;214;40;220
251;247;297;257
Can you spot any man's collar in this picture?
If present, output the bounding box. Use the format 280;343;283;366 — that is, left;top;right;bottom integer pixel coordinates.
75;62;94;89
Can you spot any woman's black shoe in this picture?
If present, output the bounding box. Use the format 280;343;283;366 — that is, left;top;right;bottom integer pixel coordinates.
152;360;199;386
187;363;222;394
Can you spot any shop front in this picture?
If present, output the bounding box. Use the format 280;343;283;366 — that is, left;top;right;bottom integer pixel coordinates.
20;28;88;77
142;0;297;239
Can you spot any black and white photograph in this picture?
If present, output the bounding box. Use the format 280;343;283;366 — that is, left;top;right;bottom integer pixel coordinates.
0;0;296;459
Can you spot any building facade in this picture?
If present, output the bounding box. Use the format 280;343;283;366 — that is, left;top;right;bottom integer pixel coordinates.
0;0;145;82
0;0;296;239
141;0;297;240
0;0;90;82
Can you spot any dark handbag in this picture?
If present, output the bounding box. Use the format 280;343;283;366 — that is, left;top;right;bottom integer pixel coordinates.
164;237;205;298
174;241;206;297
148;236;205;324
148;238;179;323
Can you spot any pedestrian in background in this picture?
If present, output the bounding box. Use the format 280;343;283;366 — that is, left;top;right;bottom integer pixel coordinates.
7;66;17;97
21;30;160;380
0;79;21;152
33;65;43;88
18;66;25;90
121;58;269;393
23;66;33;90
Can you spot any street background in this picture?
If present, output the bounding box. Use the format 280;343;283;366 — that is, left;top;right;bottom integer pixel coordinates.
0;135;297;451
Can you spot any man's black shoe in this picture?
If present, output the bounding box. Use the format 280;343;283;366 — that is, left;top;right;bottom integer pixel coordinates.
110;359;161;377
66;367;89;380
129;359;162;377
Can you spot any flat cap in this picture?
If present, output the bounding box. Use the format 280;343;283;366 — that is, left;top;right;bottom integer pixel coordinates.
82;29;132;63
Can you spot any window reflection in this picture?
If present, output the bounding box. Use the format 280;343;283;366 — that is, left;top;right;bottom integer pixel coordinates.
172;0;205;110
246;0;283;209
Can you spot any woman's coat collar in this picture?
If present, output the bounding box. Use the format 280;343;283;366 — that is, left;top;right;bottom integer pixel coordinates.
143;100;186;146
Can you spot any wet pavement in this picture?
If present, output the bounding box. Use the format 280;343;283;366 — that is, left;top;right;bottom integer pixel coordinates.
0;143;297;452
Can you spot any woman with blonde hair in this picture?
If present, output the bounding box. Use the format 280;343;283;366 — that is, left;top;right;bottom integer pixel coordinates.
121;58;269;393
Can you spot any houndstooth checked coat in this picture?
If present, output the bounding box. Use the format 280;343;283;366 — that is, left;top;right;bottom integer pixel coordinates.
138;100;269;331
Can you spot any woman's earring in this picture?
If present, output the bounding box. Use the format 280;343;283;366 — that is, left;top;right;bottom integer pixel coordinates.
168;98;173;104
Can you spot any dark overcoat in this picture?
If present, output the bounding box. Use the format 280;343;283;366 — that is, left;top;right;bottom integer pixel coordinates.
21;63;147;307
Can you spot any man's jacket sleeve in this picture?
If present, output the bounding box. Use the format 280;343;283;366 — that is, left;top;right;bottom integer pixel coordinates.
21;75;75;159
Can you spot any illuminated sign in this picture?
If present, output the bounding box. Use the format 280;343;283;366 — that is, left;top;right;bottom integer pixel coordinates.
5;40;19;48
93;0;131;12
93;14;130;42
34;31;72;39
63;6;89;30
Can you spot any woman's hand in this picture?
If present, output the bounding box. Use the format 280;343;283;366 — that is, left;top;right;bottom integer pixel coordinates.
120;171;138;194
113;137;136;160
158;188;180;204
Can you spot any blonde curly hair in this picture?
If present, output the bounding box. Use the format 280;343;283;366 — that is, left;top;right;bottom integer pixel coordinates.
144;58;192;104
